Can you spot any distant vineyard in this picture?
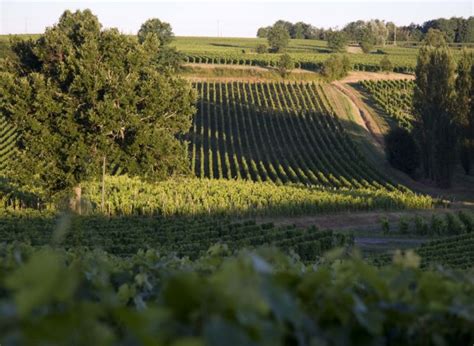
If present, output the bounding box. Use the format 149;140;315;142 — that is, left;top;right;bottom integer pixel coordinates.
360;79;414;129
185;53;415;73
189;81;395;190
0;214;352;260
0;116;17;174
416;233;474;269
373;211;474;269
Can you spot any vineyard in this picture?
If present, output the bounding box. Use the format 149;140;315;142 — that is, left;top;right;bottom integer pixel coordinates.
1;242;473;344
82;176;433;216
0;213;352;260
183;52;416;73
190;81;397;190
0;115;17;174
373;232;474;269
359;79;414;128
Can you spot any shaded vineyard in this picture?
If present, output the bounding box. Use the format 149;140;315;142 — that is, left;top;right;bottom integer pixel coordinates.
189;81;396;190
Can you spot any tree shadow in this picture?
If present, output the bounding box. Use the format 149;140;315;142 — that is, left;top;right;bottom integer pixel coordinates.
187;82;392;189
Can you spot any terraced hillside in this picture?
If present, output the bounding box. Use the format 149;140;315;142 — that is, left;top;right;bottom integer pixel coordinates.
0;116;17;174
189;81;395;190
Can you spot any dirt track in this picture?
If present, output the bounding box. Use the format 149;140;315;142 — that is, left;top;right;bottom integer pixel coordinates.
339;71;415;83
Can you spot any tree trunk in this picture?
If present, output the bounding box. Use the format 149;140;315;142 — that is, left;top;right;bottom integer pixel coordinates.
71;185;82;214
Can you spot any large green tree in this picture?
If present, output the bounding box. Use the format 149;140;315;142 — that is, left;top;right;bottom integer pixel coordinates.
137;18;174;45
326;31;348;52
0;10;195;199
455;49;473;174
267;24;290;53
413;43;456;187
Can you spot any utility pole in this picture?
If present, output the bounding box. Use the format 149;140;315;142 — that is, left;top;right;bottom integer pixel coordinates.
217;20;220;37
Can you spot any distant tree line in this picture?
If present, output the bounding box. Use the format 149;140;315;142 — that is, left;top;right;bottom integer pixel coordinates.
257;20;326;40
257;17;474;44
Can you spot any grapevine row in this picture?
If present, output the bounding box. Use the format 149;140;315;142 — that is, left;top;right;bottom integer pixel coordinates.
190;81;398;190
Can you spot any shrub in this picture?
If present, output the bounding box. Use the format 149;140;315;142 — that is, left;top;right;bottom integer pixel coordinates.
398;217;409;234
380;55;393;72
277;53;294;77
256;44;268;54
326;31;348;52
321;54;351;81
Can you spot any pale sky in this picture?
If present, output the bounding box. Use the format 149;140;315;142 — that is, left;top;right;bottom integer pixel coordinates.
1;0;472;37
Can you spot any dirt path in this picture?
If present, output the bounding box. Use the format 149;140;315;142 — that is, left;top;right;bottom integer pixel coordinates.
331;81;385;148
339;71;415;83
184;63;317;74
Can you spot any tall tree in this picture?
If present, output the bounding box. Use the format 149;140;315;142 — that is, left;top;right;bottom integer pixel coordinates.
326;31;348;52
138;18;174;45
267;24;290;52
413;44;456;187
0;10;195;201
455;49;473;174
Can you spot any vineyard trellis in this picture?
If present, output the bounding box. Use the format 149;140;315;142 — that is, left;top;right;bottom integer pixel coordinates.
359;79;415;129
189;81;399;190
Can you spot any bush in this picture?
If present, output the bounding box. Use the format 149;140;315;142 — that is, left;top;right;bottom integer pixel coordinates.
277;53;294;77
322;54;351;81
256;44;268;54
326;31;348;52
380;55;393;72
360;41;374;54
267;25;290;52
385;127;419;176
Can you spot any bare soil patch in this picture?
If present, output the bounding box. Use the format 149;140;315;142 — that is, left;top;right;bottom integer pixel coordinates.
347;46;363;54
184;63;317;74
339;71;415;83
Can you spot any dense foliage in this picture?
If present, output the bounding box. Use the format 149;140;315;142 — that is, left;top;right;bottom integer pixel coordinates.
137;18;174;45
384;127;420;176
0;115;16;174
0;10;196;195
276;53;294;77
326;31;348;52
455;49;474;175
322;54;351;81
0;244;473;345
267;24;290;52
413;43;457;187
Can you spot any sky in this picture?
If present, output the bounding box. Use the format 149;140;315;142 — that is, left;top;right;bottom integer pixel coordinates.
1;0;472;37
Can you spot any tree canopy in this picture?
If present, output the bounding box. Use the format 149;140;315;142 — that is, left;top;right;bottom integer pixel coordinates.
413;44;456;187
137;18;174;45
0;10;196;195
267;25;290;52
326;31;348;52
